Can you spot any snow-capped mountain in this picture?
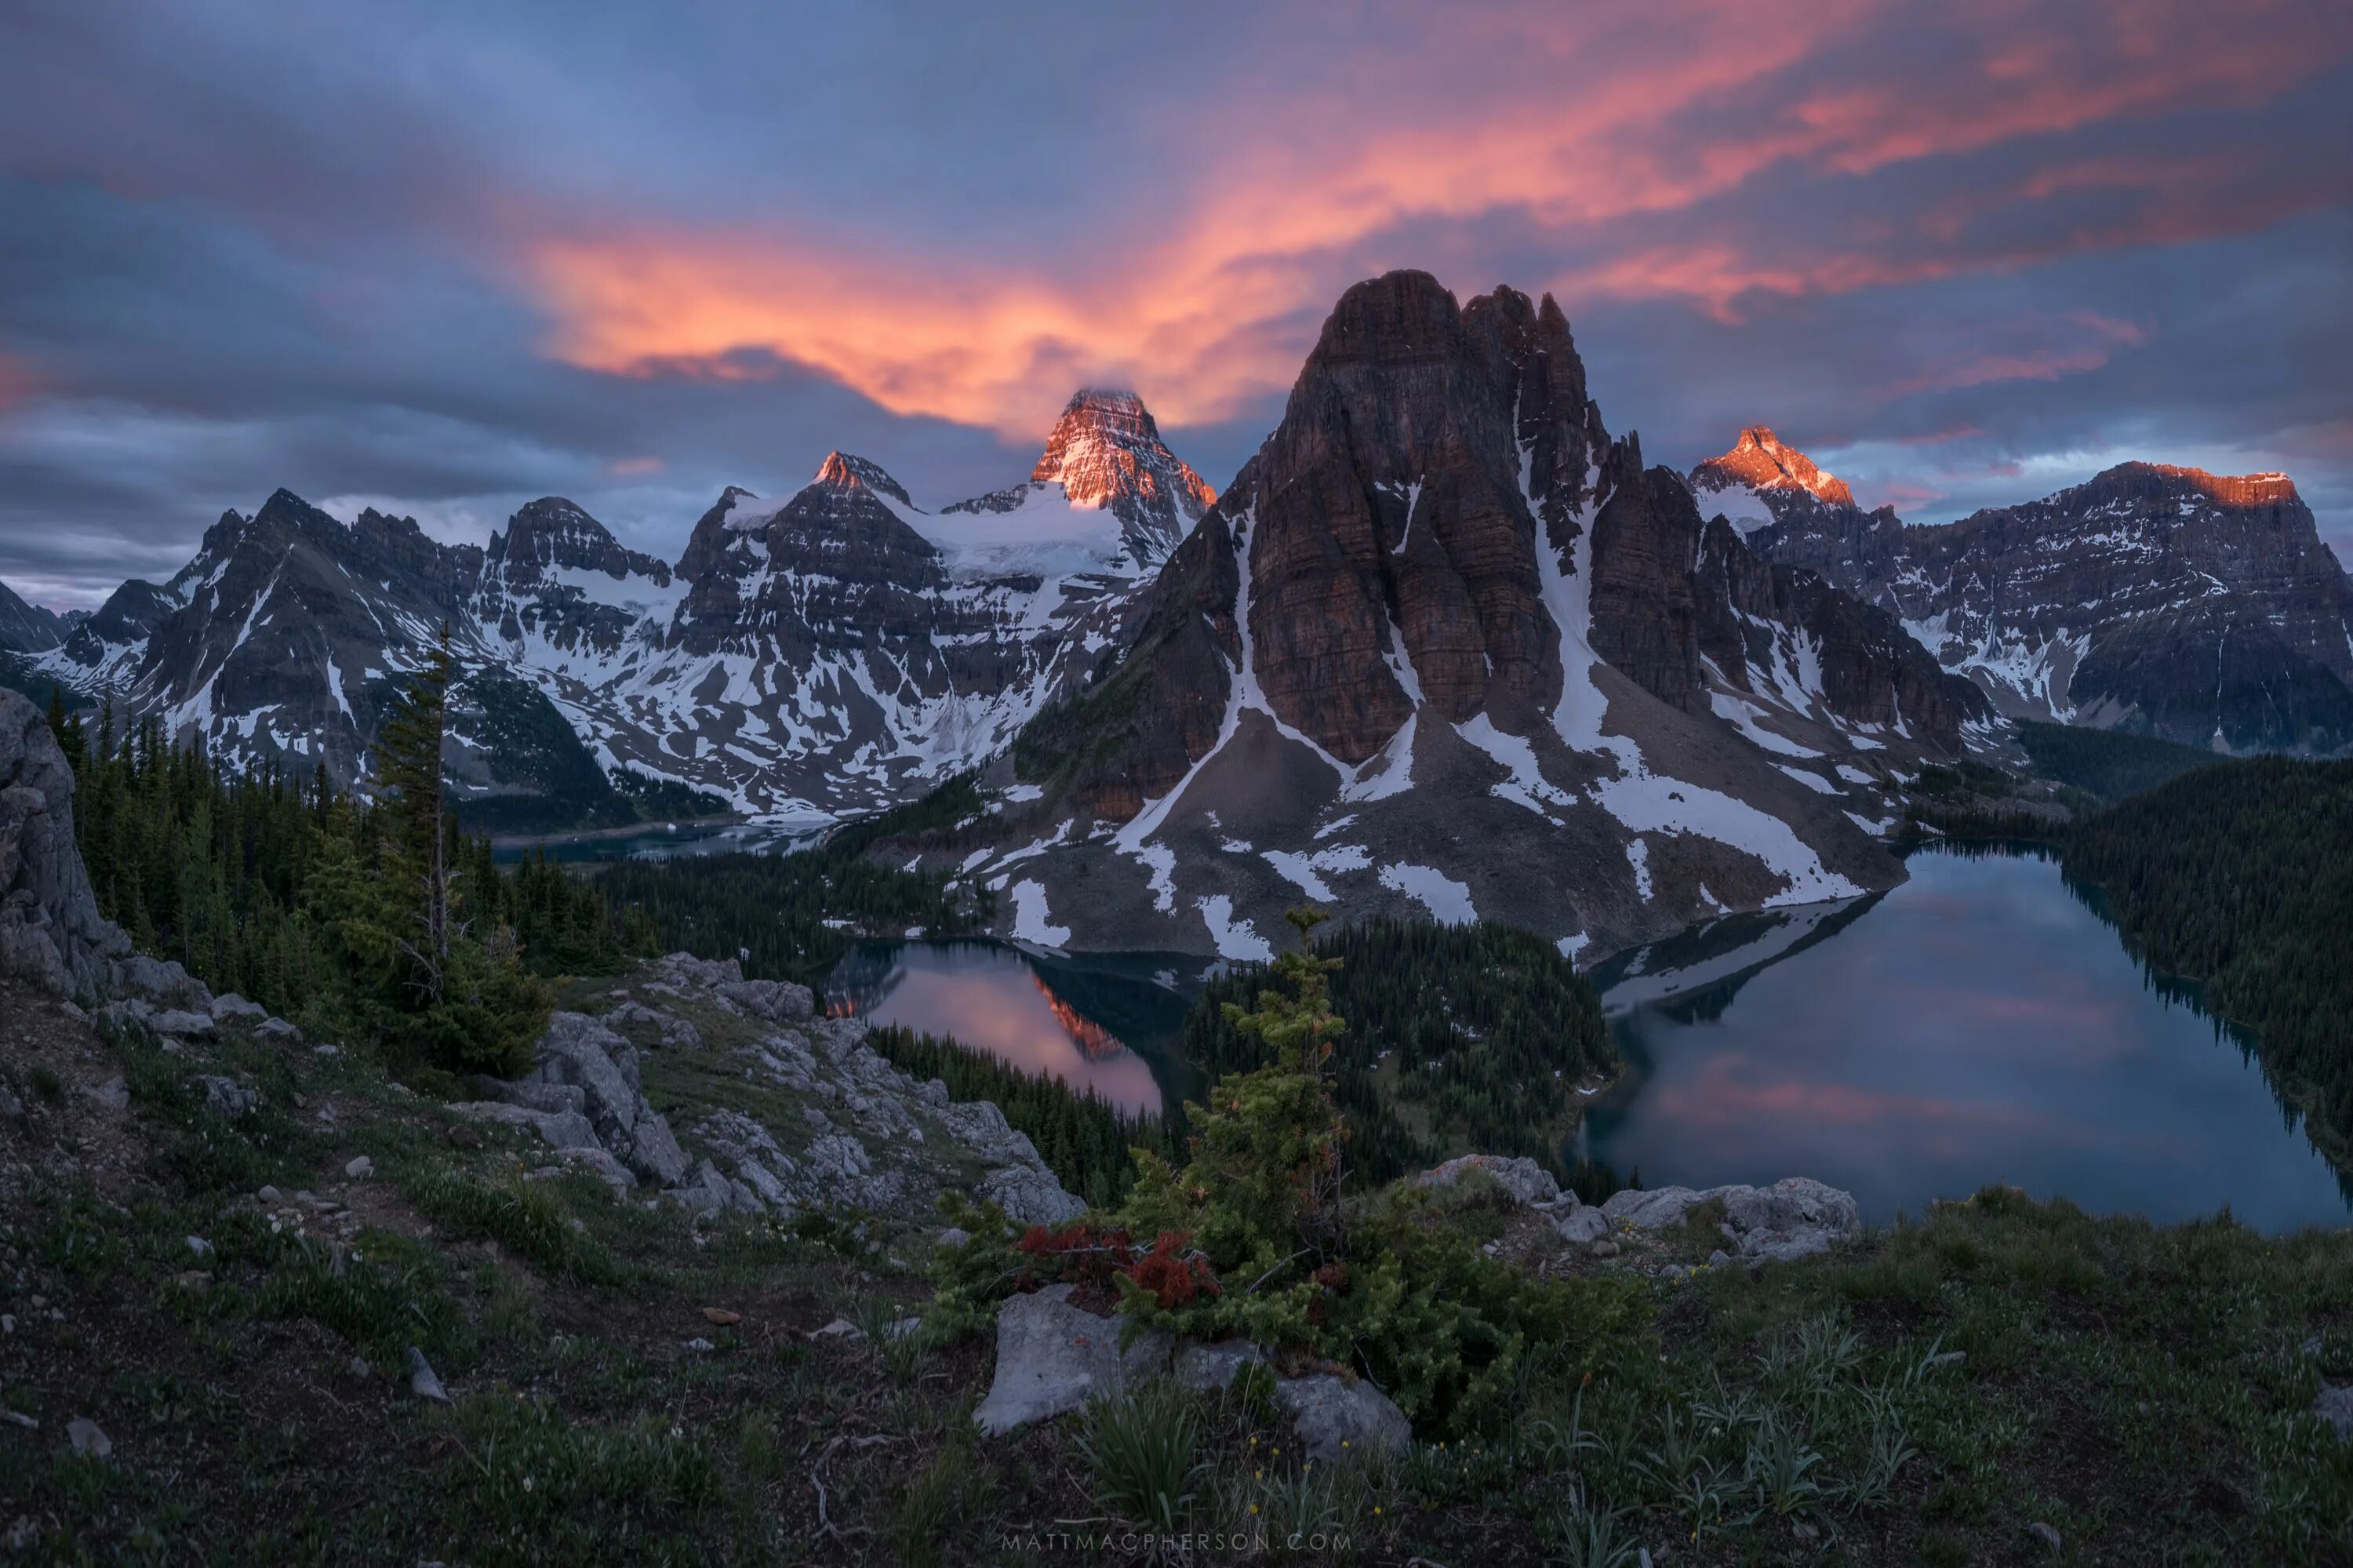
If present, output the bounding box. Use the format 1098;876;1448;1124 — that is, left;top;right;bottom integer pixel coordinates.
1687;426;1857;533
876;272;1985;960
940;388;1215;569
0;580;66;655
1693;440;2353;753
32;390;1212;825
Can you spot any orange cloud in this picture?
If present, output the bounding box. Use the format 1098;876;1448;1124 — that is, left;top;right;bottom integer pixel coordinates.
518;0;2351;435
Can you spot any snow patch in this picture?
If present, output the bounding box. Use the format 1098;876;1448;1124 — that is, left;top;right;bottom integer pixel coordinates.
1007;880;1071;947
1196;895;1274;961
1377;862;1478;925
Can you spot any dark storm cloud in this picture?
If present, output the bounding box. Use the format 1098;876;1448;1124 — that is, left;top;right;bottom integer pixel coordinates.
0;0;2348;607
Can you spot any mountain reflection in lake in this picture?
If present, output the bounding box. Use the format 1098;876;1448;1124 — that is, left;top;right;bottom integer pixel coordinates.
824;942;1193;1116
1580;844;2352;1233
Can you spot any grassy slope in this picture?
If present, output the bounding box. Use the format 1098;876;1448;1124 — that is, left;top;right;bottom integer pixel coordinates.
8;976;2353;1563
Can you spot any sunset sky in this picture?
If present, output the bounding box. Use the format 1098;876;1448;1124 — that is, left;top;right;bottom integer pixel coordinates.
3;0;2349;606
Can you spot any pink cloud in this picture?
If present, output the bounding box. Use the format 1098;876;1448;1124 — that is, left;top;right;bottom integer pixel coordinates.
514;0;2352;434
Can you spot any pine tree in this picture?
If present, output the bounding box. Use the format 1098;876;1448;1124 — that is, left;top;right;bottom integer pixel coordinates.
372;624;456;999
1122;907;1351;1280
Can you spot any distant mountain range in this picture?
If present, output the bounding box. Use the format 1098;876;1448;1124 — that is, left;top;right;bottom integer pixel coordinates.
1695;432;2353;753
9;388;1213;828
4;271;2347;955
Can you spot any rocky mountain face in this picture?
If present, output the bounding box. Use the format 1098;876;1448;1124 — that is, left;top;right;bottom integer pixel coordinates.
1700;444;2353;753
30;391;1209;826
942;389;1216;568
908;271;1982;960
0;581;65;654
1689;426;1857;529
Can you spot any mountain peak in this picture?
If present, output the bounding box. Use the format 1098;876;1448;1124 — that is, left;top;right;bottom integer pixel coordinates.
2081;461;2302;510
813;452;915;508
1023;387;1214;559
1693;427;1857;508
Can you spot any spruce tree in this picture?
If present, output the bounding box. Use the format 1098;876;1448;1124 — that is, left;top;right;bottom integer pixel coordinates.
372;624;456;997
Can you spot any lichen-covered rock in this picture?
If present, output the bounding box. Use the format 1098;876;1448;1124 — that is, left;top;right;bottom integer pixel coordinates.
1272;1373;1413;1464
1414;1154;1562;1208
1602;1177;1861;1261
973;1285;1173;1435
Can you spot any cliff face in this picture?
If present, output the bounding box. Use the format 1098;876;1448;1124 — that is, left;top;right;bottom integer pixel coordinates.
0;691;129;994
1719;451;2353;753
944;272;1968;961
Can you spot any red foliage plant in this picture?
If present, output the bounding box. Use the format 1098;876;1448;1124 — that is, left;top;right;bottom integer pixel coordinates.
1011;1223;1220;1308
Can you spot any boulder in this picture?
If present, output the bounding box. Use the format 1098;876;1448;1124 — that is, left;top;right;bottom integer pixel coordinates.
1414;1154;1562;1208
1272;1373;1413;1464
253;1017;301;1042
1601;1177;1861;1261
1555;1206;1612;1249
196;1075;258;1118
151;1010;216;1039
208;993;269;1024
119;953;207;1006
973;1284;1172;1435
980;1163;1089;1227
2315;1383;2353;1440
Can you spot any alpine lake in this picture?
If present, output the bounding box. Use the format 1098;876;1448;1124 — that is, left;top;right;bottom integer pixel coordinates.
579;832;2353;1233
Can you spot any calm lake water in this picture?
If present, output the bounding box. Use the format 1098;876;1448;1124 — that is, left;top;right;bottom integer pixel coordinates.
811;846;2349;1232
824;941;1197;1116
1580;845;2351;1233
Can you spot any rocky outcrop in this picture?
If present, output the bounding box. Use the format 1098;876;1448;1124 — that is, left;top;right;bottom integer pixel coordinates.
460;952;1087;1226
1712;446;2353;754
1601;1177;1862;1262
522;1013;693;1187
0;692;131;995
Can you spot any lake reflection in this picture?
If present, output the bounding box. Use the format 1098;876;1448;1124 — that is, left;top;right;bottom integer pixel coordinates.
825;942;1187;1115
1582;845;2351;1233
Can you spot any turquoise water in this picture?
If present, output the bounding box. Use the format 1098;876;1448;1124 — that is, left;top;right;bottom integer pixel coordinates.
1579;845;2351;1232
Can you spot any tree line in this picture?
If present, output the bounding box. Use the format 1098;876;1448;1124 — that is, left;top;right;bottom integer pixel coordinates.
2063;755;2353;1170
864;1023;1176;1208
